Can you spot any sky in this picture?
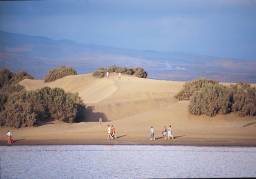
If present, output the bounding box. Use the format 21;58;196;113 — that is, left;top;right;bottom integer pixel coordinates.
0;0;256;60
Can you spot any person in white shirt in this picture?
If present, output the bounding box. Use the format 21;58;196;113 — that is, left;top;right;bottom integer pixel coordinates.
106;71;109;78
167;125;174;140
6;130;13;144
150;126;155;141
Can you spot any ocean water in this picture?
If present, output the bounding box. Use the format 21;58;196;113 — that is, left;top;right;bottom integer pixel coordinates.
0;145;255;178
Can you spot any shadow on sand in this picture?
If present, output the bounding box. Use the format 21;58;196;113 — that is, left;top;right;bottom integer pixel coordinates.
243;121;256;128
174;135;185;139
156;135;185;140
13;139;25;144
116;135;126;139
76;106;108;122
33;105;108;126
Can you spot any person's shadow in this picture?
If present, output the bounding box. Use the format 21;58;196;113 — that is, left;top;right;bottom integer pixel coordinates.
116;135;126;139
155;135;185;140
13;139;25;144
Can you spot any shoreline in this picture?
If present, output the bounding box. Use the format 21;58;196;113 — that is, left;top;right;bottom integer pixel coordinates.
1;138;256;147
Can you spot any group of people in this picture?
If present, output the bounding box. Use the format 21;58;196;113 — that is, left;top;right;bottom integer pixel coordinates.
150;125;174;141
107;125;116;140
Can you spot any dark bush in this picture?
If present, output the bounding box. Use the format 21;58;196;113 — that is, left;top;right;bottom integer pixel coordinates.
133;67;147;78
231;83;256;116
175;79;219;100
44;66;77;82
0;87;86;128
182;79;256;117
0;69;34;113
0;92;37;128
0;68;86;128
0;69;34;88
92;68;106;78
10;71;34;84
125;68;134;75
0;93;8;111
0;69;13;88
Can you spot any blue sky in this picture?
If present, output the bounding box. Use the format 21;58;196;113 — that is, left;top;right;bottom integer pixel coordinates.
0;0;256;60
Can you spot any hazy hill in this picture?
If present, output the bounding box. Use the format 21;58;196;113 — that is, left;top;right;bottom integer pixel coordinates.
1;31;256;82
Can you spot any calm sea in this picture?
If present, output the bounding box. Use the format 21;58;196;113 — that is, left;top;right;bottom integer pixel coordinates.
0;145;255;178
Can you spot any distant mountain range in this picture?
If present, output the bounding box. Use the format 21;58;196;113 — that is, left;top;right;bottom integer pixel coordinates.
0;30;256;82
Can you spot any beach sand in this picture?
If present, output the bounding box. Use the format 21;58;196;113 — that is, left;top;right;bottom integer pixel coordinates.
1;74;256;146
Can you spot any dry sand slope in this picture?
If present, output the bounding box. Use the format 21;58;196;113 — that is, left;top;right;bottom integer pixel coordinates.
1;73;255;145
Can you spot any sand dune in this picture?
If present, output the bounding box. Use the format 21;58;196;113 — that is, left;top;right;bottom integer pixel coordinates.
1;73;255;145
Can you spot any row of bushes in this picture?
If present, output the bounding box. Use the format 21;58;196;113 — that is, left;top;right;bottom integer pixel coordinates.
0;87;85;128
176;79;256;117
0;68;86;128
93;66;148;78
2;65;148;84
22;65;147;83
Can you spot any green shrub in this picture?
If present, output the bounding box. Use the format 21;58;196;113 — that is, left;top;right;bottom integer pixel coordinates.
0;69;33;88
10;71;34;84
0;93;8;111
92;68;106;78
189;83;232;116
124;68;134;75
231;83;256;116
175;79;219;100
0;69;13;88
0;87;86;128
0;69;34;113
0;68;86;128
0;92;37;128
44;66;77;82
133;67;147;78
183;79;256;117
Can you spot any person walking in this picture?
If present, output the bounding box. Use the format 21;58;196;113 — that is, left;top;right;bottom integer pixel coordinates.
6;130;13;145
107;125;112;140
167;125;174;140
99;117;102;125
106;71;109;78
150;126;155;141
111;125;116;139
118;72;121;80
